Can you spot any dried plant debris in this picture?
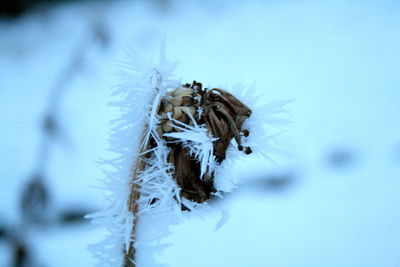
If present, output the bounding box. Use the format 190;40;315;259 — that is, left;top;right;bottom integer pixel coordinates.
152;81;252;204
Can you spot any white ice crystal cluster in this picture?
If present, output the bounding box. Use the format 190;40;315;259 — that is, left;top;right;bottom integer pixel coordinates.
88;45;290;266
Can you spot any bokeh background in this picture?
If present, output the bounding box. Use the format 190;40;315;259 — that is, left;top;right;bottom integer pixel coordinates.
1;0;400;266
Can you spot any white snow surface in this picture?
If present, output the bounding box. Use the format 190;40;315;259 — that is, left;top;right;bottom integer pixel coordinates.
1;0;400;266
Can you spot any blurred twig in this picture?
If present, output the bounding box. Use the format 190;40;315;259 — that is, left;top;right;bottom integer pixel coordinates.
10;19;111;267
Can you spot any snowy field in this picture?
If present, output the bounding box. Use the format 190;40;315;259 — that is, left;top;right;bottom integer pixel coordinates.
1;0;400;266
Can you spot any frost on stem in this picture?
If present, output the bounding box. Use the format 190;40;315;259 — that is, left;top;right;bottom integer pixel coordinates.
88;48;290;267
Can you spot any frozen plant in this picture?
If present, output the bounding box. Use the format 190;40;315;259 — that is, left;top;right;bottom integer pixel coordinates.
88;45;290;267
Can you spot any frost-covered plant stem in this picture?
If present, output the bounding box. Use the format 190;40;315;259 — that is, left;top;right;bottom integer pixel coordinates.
89;45;290;267
124;110;161;266
123;74;165;266
124;133;147;266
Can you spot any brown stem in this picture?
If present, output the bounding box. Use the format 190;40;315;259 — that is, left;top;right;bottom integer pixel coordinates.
123;134;150;267
123;92;162;266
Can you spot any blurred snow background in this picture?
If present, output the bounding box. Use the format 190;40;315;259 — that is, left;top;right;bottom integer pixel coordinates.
1;0;400;266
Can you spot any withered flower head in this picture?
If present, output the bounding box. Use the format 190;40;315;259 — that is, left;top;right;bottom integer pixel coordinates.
154;81;252;204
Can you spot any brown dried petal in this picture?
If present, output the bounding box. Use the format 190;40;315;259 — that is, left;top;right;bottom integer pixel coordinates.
172;107;182;119
171;96;183;106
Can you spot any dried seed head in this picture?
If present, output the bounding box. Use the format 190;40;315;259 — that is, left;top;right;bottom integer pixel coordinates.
185;106;196;116
161;112;168;119
155;81;252;205
242;129;250;137
161;121;173;132
172;106;182;119
244;147;253;155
